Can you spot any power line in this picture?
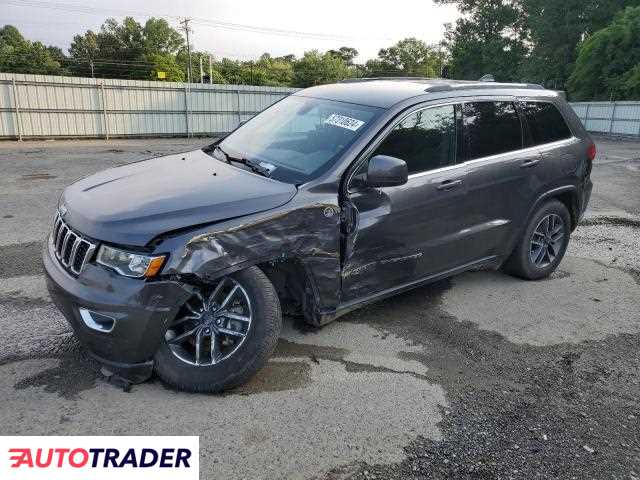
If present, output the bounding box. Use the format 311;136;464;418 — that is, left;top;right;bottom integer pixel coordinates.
4;0;389;42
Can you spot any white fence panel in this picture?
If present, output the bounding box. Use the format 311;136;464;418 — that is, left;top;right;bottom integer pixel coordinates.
5;73;637;139
0;72;298;140
570;101;640;136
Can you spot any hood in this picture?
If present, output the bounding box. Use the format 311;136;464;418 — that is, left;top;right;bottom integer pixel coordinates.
61;149;297;246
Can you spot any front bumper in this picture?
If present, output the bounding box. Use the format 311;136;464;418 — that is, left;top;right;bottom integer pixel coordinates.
43;239;193;383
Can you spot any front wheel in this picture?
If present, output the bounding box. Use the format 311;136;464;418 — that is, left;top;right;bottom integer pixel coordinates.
503;199;571;280
154;266;282;392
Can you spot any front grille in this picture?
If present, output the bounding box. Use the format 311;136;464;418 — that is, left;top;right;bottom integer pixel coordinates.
50;213;97;275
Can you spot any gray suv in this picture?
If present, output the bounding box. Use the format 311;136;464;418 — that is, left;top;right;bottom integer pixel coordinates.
44;78;594;392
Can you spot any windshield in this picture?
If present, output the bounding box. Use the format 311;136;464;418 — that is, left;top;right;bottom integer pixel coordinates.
215;95;383;184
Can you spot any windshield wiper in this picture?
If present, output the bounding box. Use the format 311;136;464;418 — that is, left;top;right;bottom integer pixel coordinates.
214;145;271;177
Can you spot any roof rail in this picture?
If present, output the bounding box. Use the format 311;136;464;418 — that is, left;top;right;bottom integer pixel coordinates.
337;76;545;92
339;76;437;83
424;82;544;93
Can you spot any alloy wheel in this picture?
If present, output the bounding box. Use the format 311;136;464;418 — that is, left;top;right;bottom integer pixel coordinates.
165;277;252;366
529;213;565;269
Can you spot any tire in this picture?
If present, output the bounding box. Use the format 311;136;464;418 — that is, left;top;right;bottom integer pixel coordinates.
503;199;571;280
154;266;282;392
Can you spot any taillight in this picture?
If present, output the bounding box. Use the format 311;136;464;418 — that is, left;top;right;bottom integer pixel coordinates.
587;143;596;162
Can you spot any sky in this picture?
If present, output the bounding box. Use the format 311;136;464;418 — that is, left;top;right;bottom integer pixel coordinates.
2;0;460;62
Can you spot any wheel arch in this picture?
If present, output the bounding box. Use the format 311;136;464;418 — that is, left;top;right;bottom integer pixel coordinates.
179;254;331;327
502;185;578;265
528;186;579;231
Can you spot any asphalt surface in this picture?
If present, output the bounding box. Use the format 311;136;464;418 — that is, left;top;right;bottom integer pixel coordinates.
0;136;638;480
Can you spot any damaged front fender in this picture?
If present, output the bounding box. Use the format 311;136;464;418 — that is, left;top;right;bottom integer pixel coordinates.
158;196;343;324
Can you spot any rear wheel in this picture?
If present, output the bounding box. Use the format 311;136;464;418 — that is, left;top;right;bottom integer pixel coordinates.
504;199;571;280
154;266;282;392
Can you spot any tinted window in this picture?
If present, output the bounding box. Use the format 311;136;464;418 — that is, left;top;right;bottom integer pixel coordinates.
373;105;456;174
522;102;572;145
463;102;522;160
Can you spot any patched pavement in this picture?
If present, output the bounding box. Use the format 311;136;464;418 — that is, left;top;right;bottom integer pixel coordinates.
0;137;638;479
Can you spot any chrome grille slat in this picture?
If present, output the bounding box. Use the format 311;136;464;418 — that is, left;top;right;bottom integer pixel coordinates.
74;244;97;275
50;213;97;275
52;216;62;243
60;230;73;265
55;225;67;255
68;237;81;268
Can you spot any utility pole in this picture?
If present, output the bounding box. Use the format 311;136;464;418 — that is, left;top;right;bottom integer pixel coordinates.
209;55;213;84
179;18;193;138
179;18;193;85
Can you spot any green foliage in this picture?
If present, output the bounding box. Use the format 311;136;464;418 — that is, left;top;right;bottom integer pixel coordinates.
4;4;640;99
522;0;640;88
69;17;184;79
0;25;65;75
568;6;640;100
292;50;352;87
437;0;640;94
370;38;445;77
147;53;185;82
328;46;359;66
143;18;184;55
436;0;527;81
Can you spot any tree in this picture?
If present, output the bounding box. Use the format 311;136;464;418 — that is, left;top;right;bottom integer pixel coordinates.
0;25;65;75
435;0;527;81
437;0;640;87
375;38;445;77
69;17;184;79
521;0;640;88
568;6;640;100
254;54;294;86
328;46;359;66
147;53;185;82
143;18;184;56
292;50;351;87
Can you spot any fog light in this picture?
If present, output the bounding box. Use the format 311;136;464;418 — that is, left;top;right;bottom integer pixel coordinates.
79;308;116;333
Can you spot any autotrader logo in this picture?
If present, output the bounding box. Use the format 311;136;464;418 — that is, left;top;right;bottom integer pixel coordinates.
1;436;199;480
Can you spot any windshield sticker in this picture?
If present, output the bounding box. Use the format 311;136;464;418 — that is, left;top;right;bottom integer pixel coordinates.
324;114;365;131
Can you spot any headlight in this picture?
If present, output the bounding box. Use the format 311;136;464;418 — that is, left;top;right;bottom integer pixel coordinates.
96;245;166;278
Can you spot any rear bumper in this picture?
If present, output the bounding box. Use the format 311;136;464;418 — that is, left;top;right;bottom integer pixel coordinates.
579;178;593;222
43;239;193;383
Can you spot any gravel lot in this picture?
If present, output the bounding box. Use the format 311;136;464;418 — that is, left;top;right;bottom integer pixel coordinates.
0;136;638;479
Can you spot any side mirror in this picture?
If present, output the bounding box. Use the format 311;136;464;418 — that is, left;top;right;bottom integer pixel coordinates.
366;155;408;188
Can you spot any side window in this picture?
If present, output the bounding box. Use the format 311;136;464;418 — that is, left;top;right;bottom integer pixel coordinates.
522;102;573;145
463;102;522;160
373;105;456;174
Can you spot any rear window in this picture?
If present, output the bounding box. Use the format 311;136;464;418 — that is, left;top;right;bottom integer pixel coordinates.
463;102;523;160
521;102;573;145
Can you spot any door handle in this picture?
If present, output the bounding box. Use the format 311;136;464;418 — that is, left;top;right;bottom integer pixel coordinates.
436;179;463;191
520;158;540;168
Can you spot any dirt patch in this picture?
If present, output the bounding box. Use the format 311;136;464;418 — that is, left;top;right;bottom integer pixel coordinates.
12;349;100;400
319;282;640;480
232;361;312;395
20;173;57;180
581;216;640;229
